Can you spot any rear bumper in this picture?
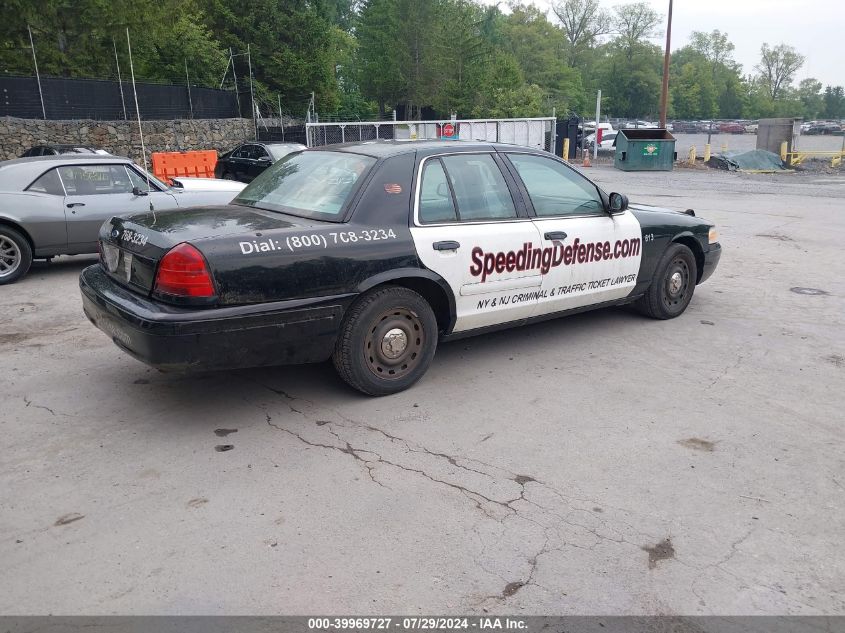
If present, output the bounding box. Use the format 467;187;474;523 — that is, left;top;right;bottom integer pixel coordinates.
80;265;350;371
699;242;721;284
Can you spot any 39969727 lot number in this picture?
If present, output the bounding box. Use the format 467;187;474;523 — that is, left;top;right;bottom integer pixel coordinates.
307;617;474;630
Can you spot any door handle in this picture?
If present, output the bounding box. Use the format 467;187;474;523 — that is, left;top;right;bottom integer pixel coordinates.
544;231;567;241
433;240;460;251
66;202;85;208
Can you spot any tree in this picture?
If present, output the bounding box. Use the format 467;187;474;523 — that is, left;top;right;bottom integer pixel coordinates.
689;30;736;68
613;2;660;60
755;43;804;100
498;4;584;114
797;78;823;120
551;0;610;66
822;86;845;119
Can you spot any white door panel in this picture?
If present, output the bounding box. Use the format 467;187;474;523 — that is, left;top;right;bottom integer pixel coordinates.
532;211;642;314
411;221;543;332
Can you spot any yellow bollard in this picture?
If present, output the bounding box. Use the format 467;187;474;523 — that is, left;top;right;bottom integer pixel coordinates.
704;144;711;162
688;146;696;165
563;138;570;161
780;141;788;162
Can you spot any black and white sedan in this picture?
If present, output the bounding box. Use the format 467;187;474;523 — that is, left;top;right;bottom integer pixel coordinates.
0;155;245;284
80;141;721;395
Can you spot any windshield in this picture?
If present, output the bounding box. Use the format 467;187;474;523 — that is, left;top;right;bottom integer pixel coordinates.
234;151;375;220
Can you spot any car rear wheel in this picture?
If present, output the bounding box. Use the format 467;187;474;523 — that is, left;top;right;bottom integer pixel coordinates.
637;243;697;319
0;226;32;285
333;286;438;396
222;172;236;180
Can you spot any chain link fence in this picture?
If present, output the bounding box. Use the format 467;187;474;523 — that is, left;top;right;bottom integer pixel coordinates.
305;118;557;153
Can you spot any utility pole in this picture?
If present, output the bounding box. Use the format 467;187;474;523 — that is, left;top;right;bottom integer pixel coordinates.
247;44;257;141
230;48;240;116
594;90;601;161
27;25;46;119
658;0;673;128
185;60;193;119
113;39;127;120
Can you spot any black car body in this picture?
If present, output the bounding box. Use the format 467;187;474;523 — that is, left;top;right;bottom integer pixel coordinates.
80;141;721;395
214;142;306;182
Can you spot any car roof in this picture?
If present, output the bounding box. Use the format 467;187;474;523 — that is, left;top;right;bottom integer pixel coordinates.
0;154;133;190
310;139;526;159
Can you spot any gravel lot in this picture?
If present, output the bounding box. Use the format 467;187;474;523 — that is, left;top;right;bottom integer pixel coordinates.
1;165;843;615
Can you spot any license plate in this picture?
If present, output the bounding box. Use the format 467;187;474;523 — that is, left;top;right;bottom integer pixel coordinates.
122;252;133;282
103;243;119;272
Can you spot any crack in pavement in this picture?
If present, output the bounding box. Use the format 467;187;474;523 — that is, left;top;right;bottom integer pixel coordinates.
23;396;56;416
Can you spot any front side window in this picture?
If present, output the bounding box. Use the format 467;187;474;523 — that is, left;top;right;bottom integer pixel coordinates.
57;165;135;196
418;159;457;223
125;166;162;192
439;154;517;222
27;169;65;195
234;151;375;220
506;153;603;217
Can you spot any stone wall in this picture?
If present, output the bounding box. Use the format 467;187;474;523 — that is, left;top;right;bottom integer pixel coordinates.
0;117;256;163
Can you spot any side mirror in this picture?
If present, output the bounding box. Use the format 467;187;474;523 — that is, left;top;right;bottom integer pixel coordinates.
132;186;148;197
609;192;628;212
258;155;272;163
436;182;450;198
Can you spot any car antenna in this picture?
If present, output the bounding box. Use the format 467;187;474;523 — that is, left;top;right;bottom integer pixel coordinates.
126;28;156;223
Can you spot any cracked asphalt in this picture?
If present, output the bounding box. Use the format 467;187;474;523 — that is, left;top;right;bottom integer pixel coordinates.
1;166;843;615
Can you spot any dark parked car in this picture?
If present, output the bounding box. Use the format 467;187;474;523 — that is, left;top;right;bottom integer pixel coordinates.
672;121;699;134
214;142;305;182
80;140;722;395
20;144;106;157
804;122;842;135
719;122;746;134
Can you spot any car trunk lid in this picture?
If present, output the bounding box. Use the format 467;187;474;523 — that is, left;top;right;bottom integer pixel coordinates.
98;204;313;297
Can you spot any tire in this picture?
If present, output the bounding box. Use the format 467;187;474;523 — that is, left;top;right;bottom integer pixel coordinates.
333;286;438;396
222;172;236;180
0;226;33;285
637;243;697;319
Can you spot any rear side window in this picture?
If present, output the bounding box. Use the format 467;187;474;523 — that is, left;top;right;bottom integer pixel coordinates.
58;165;134;195
419;159;457;223
234;151;375;221
439;154;517;222
27;169;65;195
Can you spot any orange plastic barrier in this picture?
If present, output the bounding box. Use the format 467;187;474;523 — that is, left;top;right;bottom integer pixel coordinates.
151;150;218;183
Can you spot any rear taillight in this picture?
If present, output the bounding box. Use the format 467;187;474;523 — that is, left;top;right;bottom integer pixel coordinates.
154;243;216;298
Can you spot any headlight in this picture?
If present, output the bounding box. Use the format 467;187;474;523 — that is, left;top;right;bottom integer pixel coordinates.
708;228;719;244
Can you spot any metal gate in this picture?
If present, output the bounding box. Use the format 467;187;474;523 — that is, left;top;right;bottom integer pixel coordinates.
305;117;557;153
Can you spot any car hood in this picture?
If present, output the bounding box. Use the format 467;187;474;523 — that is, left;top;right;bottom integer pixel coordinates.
628;202;714;227
170;177;246;192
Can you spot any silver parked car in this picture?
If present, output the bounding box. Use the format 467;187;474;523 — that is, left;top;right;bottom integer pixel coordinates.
0;155;246;284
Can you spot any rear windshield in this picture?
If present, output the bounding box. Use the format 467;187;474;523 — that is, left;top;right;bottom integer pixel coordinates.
233;151;375;221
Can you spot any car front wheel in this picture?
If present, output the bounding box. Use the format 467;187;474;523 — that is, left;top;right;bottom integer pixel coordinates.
637;243;697;319
0;226;33;285
333;286;438;396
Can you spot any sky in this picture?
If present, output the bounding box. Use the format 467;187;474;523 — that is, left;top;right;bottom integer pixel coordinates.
485;0;844;88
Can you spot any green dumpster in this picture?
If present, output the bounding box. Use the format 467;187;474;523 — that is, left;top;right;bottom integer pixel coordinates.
614;128;677;171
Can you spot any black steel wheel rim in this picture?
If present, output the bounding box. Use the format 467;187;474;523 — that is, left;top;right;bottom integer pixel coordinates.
662;257;691;311
364;307;425;381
